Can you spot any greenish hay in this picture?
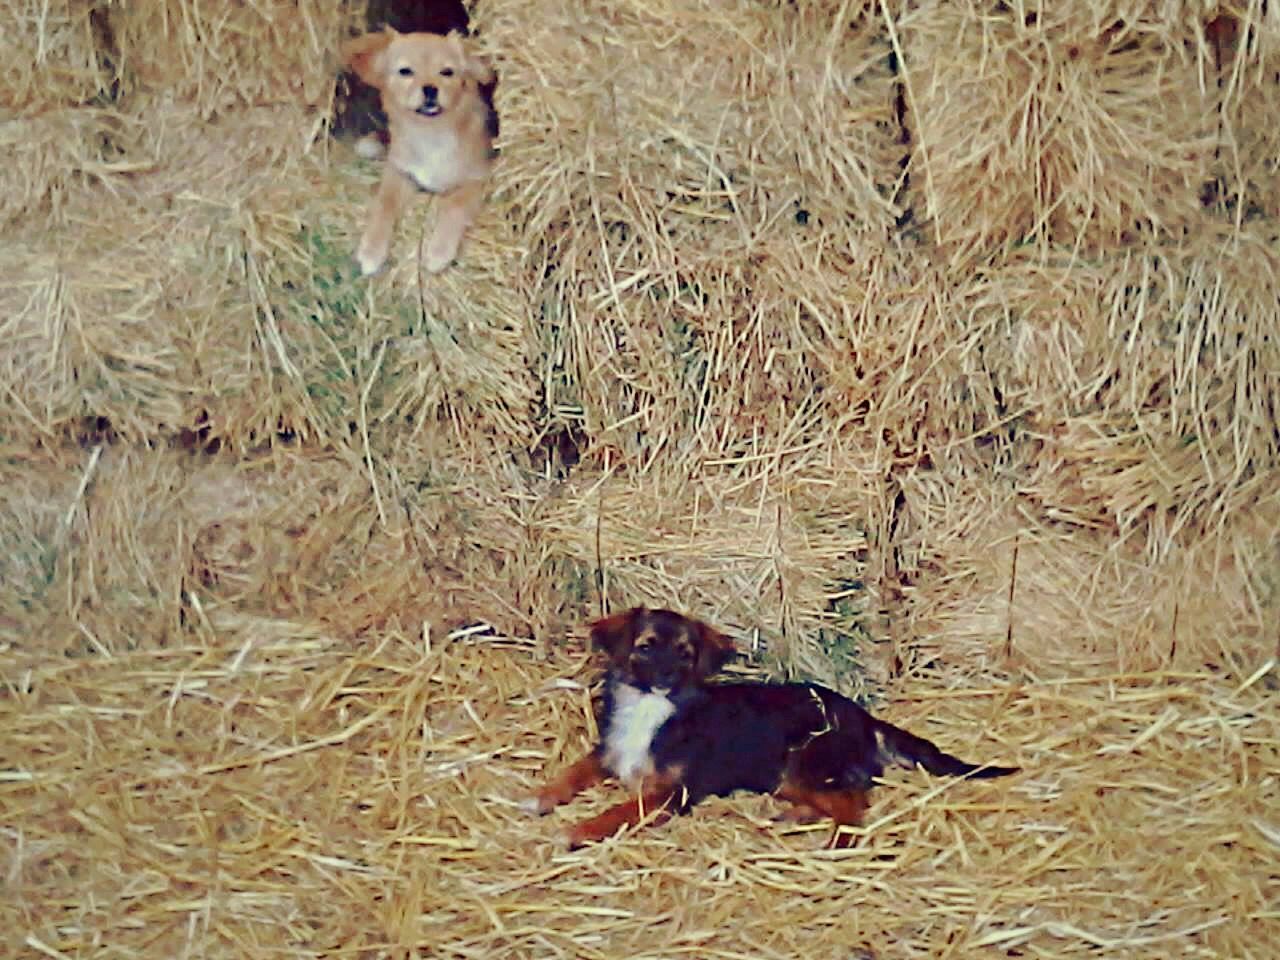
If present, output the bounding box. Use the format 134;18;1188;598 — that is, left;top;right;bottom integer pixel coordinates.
0;116;530;451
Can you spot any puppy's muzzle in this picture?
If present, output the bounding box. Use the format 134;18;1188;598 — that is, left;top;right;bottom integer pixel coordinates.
417;84;442;117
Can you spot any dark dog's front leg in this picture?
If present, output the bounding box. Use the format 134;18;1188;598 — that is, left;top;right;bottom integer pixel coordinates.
524;752;607;815
565;784;679;849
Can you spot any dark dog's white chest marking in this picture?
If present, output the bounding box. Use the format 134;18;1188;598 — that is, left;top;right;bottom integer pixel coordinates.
602;683;675;786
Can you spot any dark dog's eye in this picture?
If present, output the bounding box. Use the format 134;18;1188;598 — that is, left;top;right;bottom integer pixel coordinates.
440;67;455;77
397;66;413;77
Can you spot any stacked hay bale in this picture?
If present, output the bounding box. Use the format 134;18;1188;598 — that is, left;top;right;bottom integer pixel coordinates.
3;0;1275;673
2;0;1276;675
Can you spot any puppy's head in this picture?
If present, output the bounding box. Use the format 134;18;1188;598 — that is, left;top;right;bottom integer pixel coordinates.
343;29;493;120
589;607;736;693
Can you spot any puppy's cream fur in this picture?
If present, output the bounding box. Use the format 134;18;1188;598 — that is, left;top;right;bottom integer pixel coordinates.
343;29;495;275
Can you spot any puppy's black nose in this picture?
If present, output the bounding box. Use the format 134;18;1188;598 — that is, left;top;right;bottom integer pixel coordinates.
422;84;438;103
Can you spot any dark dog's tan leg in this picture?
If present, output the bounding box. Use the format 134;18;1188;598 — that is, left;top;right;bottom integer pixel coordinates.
565;786;678;849
776;780;869;848
772;801;825;824
357;167;417;276
774;780;827;823
815;788;868;849
422;178;486;273
523;752;607;815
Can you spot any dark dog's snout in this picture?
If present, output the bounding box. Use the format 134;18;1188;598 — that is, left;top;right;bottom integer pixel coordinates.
647;655;685;692
422;84;438;103
652;669;679;692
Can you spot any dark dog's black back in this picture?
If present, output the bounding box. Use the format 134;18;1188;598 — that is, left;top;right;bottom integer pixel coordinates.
652;682;1017;810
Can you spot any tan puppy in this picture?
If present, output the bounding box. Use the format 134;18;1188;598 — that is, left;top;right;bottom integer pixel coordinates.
343;29;496;275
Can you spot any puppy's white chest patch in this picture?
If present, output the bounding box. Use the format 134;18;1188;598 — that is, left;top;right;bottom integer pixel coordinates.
394;129;461;193
602;683;675;787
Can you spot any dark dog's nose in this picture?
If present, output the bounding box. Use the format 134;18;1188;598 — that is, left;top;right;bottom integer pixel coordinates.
651;667;680;692
422;84;438;103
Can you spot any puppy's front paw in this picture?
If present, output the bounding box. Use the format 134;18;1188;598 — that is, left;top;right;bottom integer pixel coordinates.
423;232;461;274
356;244;388;277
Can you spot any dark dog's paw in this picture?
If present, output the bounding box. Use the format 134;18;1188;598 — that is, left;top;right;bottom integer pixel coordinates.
518;795;552;816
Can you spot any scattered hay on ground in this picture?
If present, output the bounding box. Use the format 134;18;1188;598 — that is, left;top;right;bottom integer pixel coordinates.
5;612;1277;957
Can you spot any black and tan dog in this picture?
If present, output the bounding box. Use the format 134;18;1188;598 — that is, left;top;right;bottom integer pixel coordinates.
526;607;1017;848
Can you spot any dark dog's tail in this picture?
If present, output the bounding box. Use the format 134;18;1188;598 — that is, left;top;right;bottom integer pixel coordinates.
872;718;1018;780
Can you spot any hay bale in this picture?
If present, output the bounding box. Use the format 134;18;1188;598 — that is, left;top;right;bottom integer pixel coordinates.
961;223;1280;556
0;445;81;646
511;464;879;692
2;0;1273;682
488;0;901;459
0;192;189;441
4;0;1280;953
0;91;531;452
0;0;116;113
0;106;148;225
0;438;532;661
899;1;1217;262
1199;4;1280;220
883;479;1279;678
107;0;363;116
1219;66;1280;219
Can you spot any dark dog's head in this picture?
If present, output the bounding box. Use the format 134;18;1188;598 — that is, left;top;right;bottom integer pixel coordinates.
589;607;736;693
343;29;493;120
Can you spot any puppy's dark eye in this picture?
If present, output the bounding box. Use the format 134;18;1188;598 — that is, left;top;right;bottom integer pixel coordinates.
440;67;455;77
397;66;413;77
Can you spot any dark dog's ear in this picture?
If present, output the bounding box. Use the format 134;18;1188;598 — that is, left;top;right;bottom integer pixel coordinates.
694;621;736;677
588;608;642;662
343;28;398;88
446;30;495;86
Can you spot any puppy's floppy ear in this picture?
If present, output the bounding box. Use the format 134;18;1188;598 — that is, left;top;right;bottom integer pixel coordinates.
343;28;398;88
464;51;495;86
588;607;642;662
694;621;736;677
446;29;495;86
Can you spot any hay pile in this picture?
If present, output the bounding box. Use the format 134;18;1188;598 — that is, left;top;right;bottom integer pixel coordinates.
3;0;1278;957
8;621;1278;957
